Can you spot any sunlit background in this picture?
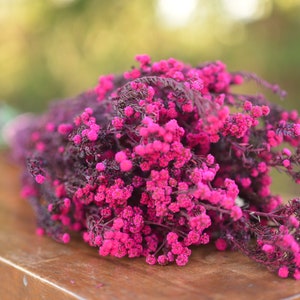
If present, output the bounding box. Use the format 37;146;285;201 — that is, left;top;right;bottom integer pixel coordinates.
0;0;300;196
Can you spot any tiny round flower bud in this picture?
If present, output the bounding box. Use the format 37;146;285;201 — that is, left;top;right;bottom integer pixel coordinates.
215;238;227;251
115;151;127;162
278;266;289;278
120;160;133;172
96;162;106;171
62;233;70;244
35;174;45;184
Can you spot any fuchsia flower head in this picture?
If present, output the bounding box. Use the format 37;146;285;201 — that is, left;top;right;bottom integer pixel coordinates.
13;55;300;279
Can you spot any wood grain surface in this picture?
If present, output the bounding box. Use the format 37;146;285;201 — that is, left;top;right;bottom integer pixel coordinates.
0;154;300;300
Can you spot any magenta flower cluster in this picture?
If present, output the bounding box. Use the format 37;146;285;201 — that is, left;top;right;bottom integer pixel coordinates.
14;55;300;279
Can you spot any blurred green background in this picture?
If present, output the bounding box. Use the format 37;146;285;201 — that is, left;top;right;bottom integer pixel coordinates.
1;0;300;112
0;0;299;196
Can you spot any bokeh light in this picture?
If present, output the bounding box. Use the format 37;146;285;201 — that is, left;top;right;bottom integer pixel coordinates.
221;0;271;22
156;0;197;28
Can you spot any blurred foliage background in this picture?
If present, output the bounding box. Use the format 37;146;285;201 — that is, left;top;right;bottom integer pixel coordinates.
0;0;299;196
1;0;300;112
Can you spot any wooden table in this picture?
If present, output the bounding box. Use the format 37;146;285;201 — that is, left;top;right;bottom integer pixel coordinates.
0;154;300;300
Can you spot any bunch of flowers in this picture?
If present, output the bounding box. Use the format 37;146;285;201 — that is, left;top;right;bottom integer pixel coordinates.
12;55;300;279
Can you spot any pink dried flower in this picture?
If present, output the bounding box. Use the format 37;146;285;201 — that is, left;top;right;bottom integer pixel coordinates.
278;266;289;278
120;160;133;172
215;238;227;251
96;162;106;172
230;206;242;221
35;174;45;184
146;255;156;265
62;233;70;244
115;151;127;163
294;269;300;280
35;227;45;236
12;55;300;280
283;159;291;168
